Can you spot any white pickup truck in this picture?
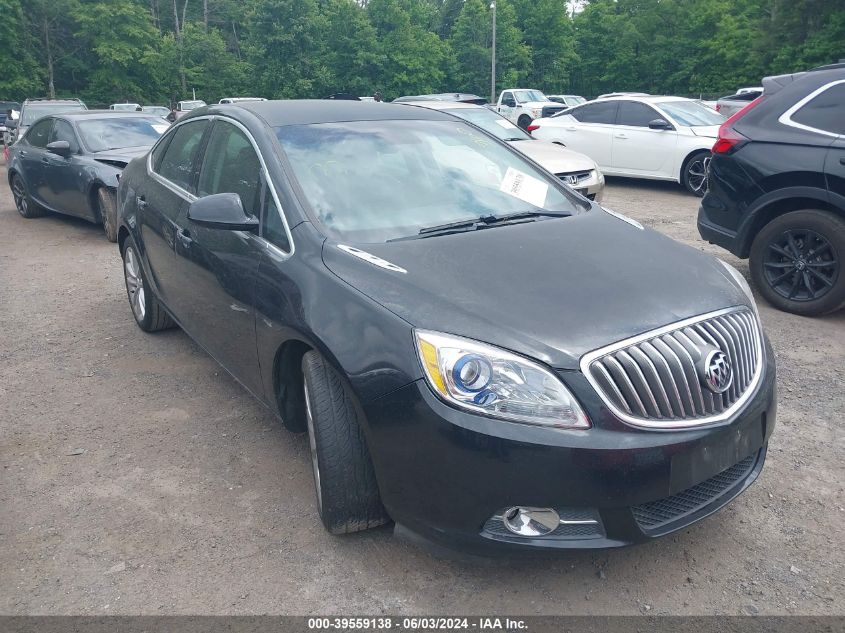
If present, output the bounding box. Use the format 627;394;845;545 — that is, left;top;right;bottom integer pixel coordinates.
495;89;566;130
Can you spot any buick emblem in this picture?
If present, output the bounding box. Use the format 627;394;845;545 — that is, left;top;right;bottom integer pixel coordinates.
700;349;733;394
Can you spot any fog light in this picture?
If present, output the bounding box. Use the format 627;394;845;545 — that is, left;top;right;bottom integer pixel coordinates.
502;506;560;537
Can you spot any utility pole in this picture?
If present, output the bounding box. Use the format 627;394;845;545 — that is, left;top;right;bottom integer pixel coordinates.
490;1;497;104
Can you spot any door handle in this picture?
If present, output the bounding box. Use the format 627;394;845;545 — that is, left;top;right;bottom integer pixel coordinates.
136;195;147;210
565;127;577;132
615;134;628;139
18;150;27;156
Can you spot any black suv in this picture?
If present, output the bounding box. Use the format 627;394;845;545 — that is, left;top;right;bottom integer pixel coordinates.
9;98;87;144
699;64;845;316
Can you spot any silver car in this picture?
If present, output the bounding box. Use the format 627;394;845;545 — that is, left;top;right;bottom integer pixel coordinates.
715;89;762;118
400;101;605;202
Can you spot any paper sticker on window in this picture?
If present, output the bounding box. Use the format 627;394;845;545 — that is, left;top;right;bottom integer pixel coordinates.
494;119;518;129
152;124;169;134
499;167;548;207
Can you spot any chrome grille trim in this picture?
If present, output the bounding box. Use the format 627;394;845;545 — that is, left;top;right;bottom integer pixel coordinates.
580;306;764;429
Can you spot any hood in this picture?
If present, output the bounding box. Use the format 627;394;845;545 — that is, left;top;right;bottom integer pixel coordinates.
511;140;597;174
90;146;150;166
690;125;720;138
521;101;553;109
321;211;748;370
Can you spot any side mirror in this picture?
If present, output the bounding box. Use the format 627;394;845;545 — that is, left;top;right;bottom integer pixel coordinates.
46;140;72;157
187;192;259;232
503;98;516;107
648;118;673;130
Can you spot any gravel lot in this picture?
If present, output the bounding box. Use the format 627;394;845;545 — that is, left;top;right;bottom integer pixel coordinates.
1;167;843;616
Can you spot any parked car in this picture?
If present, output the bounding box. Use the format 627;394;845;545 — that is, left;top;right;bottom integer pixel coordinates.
167;99;207;122
7;111;168;241
141;105;172;119
547;94;587;107
529;95;726;196
402;100;604;201
115;100;775;553
494;89;565;129
218;97;267;104
393;93;488;105
699;64;845;316
0;101;21;143
110;103;142;111
3;109;19;148
715;90;762;118
7;98;87;144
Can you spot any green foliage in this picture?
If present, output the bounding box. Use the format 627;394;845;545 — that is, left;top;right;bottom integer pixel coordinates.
1;0;843;104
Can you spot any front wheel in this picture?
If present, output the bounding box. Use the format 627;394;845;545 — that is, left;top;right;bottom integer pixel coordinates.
682;150;710;197
749;209;845;316
122;239;176;331
517;114;532;130
301;350;389;534
97;187;118;243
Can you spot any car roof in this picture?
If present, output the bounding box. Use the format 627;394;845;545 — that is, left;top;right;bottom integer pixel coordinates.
398;101;485;111
23;98;84;105
592;95;694;104
763;65;845;95
219;99;453;126
53;110;163;120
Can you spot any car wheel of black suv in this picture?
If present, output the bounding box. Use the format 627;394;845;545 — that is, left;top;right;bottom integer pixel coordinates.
682;151;710;197
122;239;176;332
97;188;118;243
301;350;389;534
11;173;45;218
750;209;845;316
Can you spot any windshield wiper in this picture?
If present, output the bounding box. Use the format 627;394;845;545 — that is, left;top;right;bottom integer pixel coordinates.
388;210;572;242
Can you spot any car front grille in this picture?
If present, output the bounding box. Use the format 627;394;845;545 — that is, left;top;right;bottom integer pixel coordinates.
541;105;565;118
582;307;762;427
633;453;757;531
556;170;593;185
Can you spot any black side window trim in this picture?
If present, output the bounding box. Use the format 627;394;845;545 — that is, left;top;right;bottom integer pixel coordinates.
572;101;619;125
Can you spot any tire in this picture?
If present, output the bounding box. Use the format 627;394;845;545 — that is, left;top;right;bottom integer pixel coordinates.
301;350;389;534
10;173;45;218
97;187;118;243
749;209;845;316
682;150;710;197
517;114;532;130
122;238;176;332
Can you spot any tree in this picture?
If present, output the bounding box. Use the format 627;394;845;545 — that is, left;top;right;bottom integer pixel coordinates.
0;0;42;99
521;0;577;90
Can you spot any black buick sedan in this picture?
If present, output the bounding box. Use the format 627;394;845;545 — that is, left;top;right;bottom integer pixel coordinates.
116;100;776;552
8;111;168;241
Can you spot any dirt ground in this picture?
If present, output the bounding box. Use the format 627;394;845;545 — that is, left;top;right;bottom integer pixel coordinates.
1;167;843;616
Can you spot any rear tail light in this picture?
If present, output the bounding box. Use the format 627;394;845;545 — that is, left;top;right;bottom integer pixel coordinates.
712;95;764;155
527;123;540;132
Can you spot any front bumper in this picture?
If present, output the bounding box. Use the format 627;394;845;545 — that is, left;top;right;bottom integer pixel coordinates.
363;339;776;553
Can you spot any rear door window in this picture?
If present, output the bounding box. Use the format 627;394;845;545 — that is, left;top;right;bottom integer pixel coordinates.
570;101;619;124
155;119;209;193
791;83;845;136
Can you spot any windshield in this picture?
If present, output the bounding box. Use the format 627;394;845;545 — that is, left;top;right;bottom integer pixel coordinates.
77;117;168;152
513;90;549;103
660;100;725;126
444;108;532;141
180;100;206;110
22;103;85;125
276;120;581;243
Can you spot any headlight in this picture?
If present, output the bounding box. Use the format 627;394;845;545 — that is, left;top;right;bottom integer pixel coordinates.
530;108;542;118
718;259;758;313
414;330;590;429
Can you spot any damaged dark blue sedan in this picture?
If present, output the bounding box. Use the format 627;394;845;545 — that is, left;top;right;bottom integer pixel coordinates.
115;100;776;553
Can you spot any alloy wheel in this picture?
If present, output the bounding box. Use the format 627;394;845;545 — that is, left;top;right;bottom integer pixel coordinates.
686;156;710;195
123;246;147;321
303;380;323;513
763;228;838;302
12;177;28;216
